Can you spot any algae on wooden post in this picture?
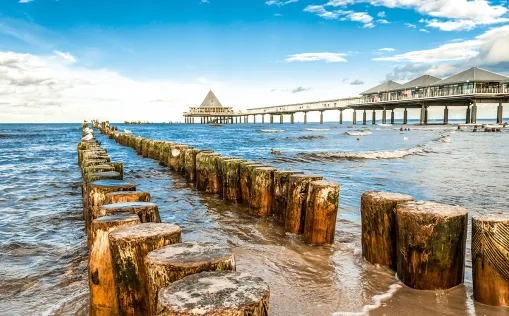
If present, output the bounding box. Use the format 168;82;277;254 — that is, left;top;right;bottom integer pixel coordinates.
273;171;303;223
145;241;236;315
239;161;264;202
105;191;151;204
361;191;414;270
196;152;220;192
185;149;213;183
395;201;468;290
221;159;245;200
285;174;323;234
250;167;277;216
304;180;340;245
472;214;509;306
109;223;182;316
89;214;140;316
157;271;270;316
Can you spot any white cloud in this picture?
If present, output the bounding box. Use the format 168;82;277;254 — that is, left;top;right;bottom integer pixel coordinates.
424;17;509;31
373;24;509;64
419;28;430;33
200;0;209;3
285;52;348;62
265;0;298;6
377;11;386;17
405;23;417;28
19;0;33;3
53;51;77;63
304;5;375;27
379;47;395;52
377;19;390;24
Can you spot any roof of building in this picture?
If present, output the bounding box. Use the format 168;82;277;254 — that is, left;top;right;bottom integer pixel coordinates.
431;67;509;86
360;80;402;95
200;90;223;107
395;75;442;90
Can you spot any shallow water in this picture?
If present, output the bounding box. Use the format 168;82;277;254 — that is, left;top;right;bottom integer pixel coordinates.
0;121;508;315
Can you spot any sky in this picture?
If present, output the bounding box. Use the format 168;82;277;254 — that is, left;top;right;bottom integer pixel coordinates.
0;0;508;123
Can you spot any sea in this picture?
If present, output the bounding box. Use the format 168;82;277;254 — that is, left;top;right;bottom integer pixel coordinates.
0;120;508;316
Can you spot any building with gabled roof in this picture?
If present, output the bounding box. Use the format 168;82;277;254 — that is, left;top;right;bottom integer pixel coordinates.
184;90;239;124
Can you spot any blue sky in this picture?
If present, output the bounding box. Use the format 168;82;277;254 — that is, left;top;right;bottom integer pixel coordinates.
0;0;508;122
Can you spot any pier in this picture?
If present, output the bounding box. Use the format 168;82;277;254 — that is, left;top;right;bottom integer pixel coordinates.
184;67;509;125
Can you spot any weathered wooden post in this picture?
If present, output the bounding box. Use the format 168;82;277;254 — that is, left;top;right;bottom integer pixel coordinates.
273;171;303;223
472;214;509;306
361;191;414;270
303;180;340;245
85;171;122;183
148;140;162;160
195;152;221;192
89;214;141;316
395;201;468;290
96;202;161;225
141;138;150;158
145;241;236;315
109;223;182;316
184;149;213;183
250;167;277;216
105;191;151;204
239;161;265;202
169;144;187;171
159;142;172;166
221;158;245;200
135;137;144;155
110;162;124;179
285;174;323;234
157;271;270;316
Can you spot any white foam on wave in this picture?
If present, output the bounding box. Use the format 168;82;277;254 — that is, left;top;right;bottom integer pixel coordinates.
331;283;402;316
377;123;392;127
124;129;132;134
306;128;330;131
260;129;284;133
304;146;426;160
344;131;372;136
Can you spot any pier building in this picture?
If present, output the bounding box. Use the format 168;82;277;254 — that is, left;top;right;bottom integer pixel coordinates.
184;67;509;125
183;90;241;124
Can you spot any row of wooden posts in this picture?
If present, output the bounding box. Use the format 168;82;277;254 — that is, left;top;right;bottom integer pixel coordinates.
105;128;341;246
360;191;509;307
79;124;270;316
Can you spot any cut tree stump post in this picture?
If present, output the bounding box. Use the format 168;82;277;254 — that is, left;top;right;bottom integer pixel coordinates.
95;201;161;227
250;167;277;216
110;162;124;179
184;149;213;183
86;180;136;232
89;214;141;316
196;152;221;192
221;158;245;200
135;137;144;154
285;174;323;234
169;144;187;172
85;171;122;183
141;139;150;158
145;241;236;315
273;171;303;223
159;142;172;166
361;191;414;270
105;191;151;204
395;201;468;290
239;161;264;202
304;180;340;245
109;223;182;316
472;214;509;306
157;271;269;316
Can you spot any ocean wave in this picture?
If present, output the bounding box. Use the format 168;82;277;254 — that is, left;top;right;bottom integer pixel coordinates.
344;131;372;136
305;128;330;131
298;146;427;160
332;283;402;316
284;135;325;141
259;129;284;133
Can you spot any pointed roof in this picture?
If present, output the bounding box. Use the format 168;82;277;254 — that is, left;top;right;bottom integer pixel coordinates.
432;67;509;86
396;75;442;90
360;80;402;95
200;90;223;107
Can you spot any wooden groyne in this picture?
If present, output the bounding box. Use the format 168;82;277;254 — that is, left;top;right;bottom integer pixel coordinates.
79;123;270;315
102;127;341;246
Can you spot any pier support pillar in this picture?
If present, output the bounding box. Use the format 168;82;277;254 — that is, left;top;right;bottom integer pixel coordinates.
253;115;256;124
372;110;376;125
280;114;283;124
497;102;503;124
291;113;294;124
270;115;274;124
403;108;408;124
262;115;265;124
304;112;308;124
420;106;426;125
471;101;477;124
362;110;367;125
444;106;449;124
320;111;324;124
339;109;343;124
352;110;357;124
425;107;428;124
382;109;387;124
390;110;395;124
466;105;471;124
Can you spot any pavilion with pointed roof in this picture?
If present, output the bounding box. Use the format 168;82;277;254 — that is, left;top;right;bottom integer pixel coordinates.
184;90;239;124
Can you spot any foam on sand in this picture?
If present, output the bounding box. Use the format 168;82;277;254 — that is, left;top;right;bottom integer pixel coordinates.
332;283;402;316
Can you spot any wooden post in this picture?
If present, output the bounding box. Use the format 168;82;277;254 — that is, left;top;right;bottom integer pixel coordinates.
273;171;303;223
285;174;323;234
304;180;340;245
361;191;414;270
159;142;171;166
110;162;124;179
196;152;221;192
141;138;150;158
221;158;245;200
149;141;163;160
109;223;182;316
135;137;144;155
250;167;277;216
395;201;468;290
157;271;269;316
169;144;188;172
240;161;265;202
97;202;161;224
177;145;192;173
472;215;509;306
85;171;122;183
105;191;151;204
184;149;213;183
89;214;141;316
145;242;236;315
